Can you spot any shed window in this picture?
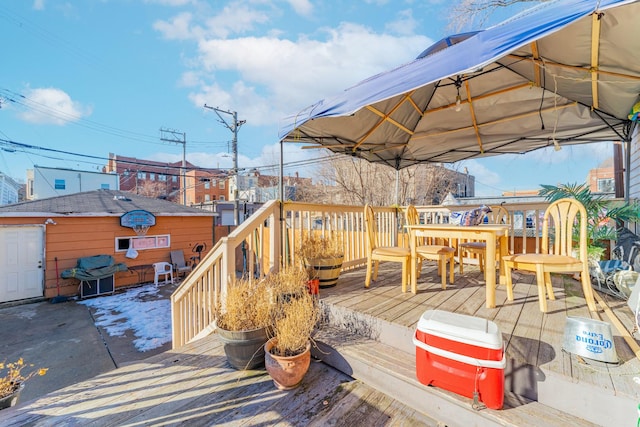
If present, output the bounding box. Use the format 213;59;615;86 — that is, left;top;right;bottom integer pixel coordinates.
54;179;66;190
115;234;171;252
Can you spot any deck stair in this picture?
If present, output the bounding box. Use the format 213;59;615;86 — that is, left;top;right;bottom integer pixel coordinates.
315;299;627;427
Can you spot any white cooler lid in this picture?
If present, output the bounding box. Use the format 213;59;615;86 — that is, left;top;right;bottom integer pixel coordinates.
417;309;503;350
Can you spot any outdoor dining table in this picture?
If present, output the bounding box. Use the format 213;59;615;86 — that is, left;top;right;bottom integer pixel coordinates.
406;224;510;308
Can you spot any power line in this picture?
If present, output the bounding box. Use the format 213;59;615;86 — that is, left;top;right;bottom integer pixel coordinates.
0;88;164;145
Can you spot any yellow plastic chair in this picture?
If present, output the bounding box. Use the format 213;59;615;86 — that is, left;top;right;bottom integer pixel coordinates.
406;205;455;290
364;204;411;292
458;205;510;274
503;198;597;313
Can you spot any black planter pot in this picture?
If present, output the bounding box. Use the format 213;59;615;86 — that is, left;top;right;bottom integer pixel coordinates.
0;383;23;410
217;326;269;370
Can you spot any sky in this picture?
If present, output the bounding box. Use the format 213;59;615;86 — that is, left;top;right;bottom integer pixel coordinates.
0;0;614;197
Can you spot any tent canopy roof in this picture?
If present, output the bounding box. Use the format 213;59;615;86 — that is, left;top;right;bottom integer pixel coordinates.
279;0;640;170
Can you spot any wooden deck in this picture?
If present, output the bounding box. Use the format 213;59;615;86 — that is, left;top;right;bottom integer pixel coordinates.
2;262;638;426
318;261;640;426
0;314;439;426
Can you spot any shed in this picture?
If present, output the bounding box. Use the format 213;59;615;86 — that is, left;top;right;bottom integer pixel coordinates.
0;189;216;303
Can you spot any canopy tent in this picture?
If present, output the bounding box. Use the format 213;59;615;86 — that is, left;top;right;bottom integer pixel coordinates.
279;0;640;173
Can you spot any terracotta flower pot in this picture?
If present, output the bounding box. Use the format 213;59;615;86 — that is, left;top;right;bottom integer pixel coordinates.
264;338;311;390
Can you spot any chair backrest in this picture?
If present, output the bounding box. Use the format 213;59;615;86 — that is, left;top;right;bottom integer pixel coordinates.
364;204;378;253
541;198;587;258
170;250;188;268
153;261;172;273
487;205;510;224
405;205;419;226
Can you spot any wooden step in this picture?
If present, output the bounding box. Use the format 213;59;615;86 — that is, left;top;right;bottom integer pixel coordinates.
316;307;603;427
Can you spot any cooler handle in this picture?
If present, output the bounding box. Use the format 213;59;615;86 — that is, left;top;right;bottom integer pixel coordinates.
413;334;506;370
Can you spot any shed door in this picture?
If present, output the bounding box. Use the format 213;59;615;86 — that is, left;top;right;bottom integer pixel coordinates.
0;226;44;303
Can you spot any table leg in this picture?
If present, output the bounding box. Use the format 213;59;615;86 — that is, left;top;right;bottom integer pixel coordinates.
410;232;418;294
485;233;497;308
498;234;508;285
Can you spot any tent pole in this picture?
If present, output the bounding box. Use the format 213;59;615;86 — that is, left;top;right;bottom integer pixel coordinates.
279;140;285;270
395;169;399;206
624;122;638;204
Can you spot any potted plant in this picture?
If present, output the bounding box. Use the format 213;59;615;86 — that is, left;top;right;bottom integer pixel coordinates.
215;277;272;370
0;358;47;410
539;182;640;262
296;232;345;289
263;266;321;390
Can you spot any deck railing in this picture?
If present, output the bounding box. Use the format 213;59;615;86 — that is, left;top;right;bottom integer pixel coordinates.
171;201;399;347
171;200;282;347
172;198;624;348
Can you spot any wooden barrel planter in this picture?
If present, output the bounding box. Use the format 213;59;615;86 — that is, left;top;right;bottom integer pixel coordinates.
304;255;344;288
217;326;269;370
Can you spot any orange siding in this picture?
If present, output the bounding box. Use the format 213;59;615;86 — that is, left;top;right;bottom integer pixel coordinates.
0;215;214;298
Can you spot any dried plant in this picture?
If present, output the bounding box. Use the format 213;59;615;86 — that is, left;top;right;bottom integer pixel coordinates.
296;232;344;261
215;277;271;331
262;266;310;297
267;265;321;357
0;358;48;399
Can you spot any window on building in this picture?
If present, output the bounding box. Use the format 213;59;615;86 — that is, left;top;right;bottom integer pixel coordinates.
172;176;178;183
54;179;66;190
149;173;155;181
219;181;225;189
204;194;210;202
219;195;225;201
597;178;615;193
123;170;130;176
159;174;167;182
137;172;146;180
101;183;110;189
115;234;171;252
204;181;210;189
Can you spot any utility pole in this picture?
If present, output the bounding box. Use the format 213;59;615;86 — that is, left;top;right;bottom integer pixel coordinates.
203;104;245;226
160;128;187;205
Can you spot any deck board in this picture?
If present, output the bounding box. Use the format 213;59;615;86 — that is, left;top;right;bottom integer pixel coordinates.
2;260;638;426
330;261;640;406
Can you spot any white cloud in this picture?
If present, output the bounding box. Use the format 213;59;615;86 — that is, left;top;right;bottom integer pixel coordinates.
32;0;45;11
17;87;92;125
144;0;197;6
287;0;313;16
154;5;269;40
386;9;419;36
188;23;430;126
153;12;200;40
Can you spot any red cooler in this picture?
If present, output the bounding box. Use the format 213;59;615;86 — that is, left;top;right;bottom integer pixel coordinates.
413;309;505;409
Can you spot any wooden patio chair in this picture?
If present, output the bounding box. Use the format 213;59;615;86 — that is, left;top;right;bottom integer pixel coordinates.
503;198;597;313
405;205;455;290
458;205;510;274
364;204;411;292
